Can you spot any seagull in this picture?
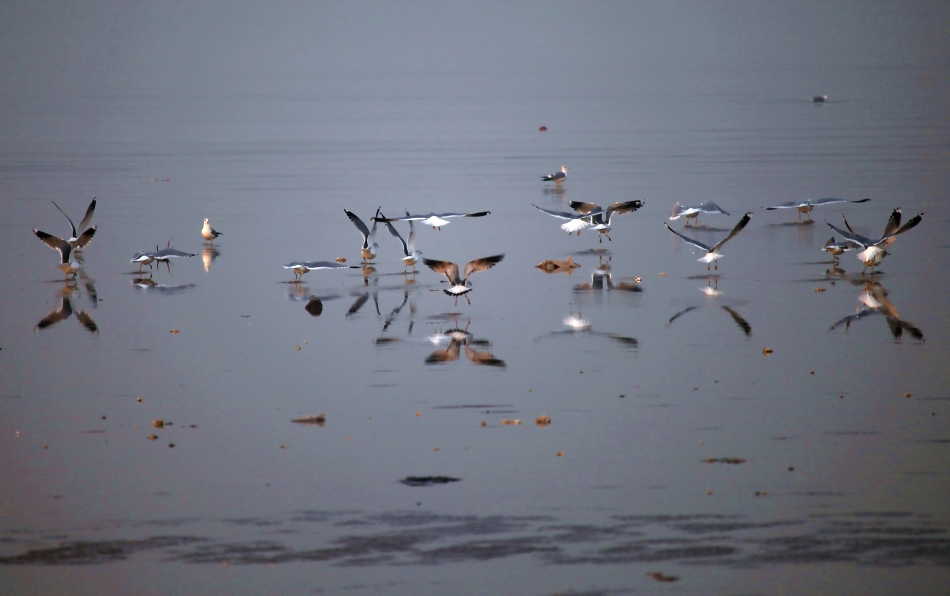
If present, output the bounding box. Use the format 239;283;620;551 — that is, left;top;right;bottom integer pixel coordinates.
568;200;645;242
131;249;160;272
765;197;870;222
668;200;729;227
382;210;422;272
541;165;569;186
821;237;860;263
33;229;85;278
810;95;829;103
201;219;222;243
532;204;596;235
153;245;196;271
374;210;490;231
826;208;923;274
283;260;359;282
52;198;97;250
664;212;753;270
345;208;380;260
423;254;505;305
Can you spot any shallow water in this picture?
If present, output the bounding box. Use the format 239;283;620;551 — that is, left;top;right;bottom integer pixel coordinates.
2;3;950;595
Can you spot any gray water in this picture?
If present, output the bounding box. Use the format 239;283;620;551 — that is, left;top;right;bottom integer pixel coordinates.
2;2;950;594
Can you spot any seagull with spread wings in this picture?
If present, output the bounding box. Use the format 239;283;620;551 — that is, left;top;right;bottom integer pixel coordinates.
52;198;97;250
668;200;729;227
568;199;645;242
826;208;923;274
374;210;489;231
765;197;870;222
423;254;505;305
664;212;753;270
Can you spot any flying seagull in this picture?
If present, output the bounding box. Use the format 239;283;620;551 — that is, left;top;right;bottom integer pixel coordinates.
423;254;505;305
382;210;422;272
668;200;729;227
826;208;923;274
33;228;87;278
52;198;97;250
765;197;870;222
201;219;222;243
568;200;645;242
532;204;596;235
374;210;490;231
345;208;381;260
541;165;569;186
283;260;359;282
664;212;753;270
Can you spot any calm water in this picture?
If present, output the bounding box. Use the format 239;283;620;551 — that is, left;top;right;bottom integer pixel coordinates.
2;3;950;595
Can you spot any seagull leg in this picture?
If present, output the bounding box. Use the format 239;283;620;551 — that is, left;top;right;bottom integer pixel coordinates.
465;295;471;305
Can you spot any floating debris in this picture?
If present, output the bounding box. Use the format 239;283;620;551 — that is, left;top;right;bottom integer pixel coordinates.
291;414;326;426
170;329;180;334
146;434;158;441
335;257;346;263
400;476;460;487
762;347;773;355
702;457;746;464
539;125;547;131
152;420;164;429
647;572;679;583
814;287;826;292
535;257;580;274
535;415;551;427
305;297;323;317
501;419;521;425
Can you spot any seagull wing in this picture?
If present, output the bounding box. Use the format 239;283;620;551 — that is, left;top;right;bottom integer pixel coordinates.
604;200;645;222
433;211;490;218
78;198;97;231
880;212;923;247
826;221;872;247
462;254;505;284
568;201;602;215
344;209;370;246
75;310;99;334
669;202;688;220
76;225;97;249
667;306;700;326
423;258;461;285
155;248;195;258
33;229;72;262
722;306;752;336
36;296;72;330
765;201;806;210
533;205;586;220
664;223;712;252
51;201;78;238
880;208;902;241
810;198;847;207
384;220;409;256
698;200;729;216
710;212;752;252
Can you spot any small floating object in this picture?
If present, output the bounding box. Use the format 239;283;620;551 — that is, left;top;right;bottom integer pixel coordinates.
501;419;521;425
170;329;180;334
146;434;158;441
400;476;460;487
647;572;679;583
702;457;746;464
810;95;828;102
292;414;326;426
762;347;773;355
539;125;547;131
814;287;826;293
535;257;580;273
152;420;165;428
535;415;551;427
304;297;323;317
335;257;346;263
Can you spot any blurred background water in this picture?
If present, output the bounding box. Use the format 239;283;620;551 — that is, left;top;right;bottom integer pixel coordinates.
2;2;949;594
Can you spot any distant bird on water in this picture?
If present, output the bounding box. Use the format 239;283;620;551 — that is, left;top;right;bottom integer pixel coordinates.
811;95;829;103
201;219;222;243
541;165;569;186
668;200;729;227
423;254;505;305
765;197;870;223
664;212;753;271
52;198;97;250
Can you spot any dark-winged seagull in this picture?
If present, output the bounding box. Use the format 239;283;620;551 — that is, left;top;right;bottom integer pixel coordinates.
664;212;752;270
382;210;422;272
568;199;645;242
423;254;504;305
34;228;88;278
532;204;596;235
52;198;97;251
668;200;729;227
541;165;569;186
826;208;923;274
766;197;870;222
345;208;380;260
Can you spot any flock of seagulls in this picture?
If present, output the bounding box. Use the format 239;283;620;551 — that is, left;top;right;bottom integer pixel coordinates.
31;166;923;312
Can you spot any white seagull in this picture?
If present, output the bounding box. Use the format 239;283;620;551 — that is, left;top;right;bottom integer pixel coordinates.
568;199;645;242
821;237;860;263
541;165;569;186
52;198;97;250
826;208;923;274
423;254;505;305
668;200;729;227
532;204;596;235
664;212;753;270
374;210;490;231
382;210;422;272
33;229;85;278
201;218;222;243
283;260;359;282
345;208;380;261
765;197;870;222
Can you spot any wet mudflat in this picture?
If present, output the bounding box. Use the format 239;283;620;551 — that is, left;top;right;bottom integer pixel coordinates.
2;4;950;595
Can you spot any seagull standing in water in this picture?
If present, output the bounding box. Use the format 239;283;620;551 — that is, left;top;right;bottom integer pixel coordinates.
541;165;569;186
765;197;870;222
423;254;505;305
664;212;753;270
51;198;97;251
33;229;86;278
345;208;380;261
201;219;222;243
374;210;490;231
382;210;422;272
568;200;645;242
826;208;923;274
668;200;729;227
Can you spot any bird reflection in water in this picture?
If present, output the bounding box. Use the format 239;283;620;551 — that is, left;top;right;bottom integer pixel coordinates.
35;285;98;334
535;312;638;348
573;255;642;294
425;324;505;367
829;281;923;340
202;246;220;272
667;283;752;336
131;276;196;294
